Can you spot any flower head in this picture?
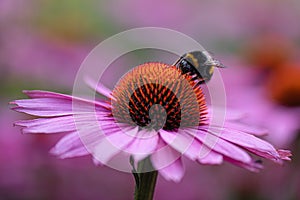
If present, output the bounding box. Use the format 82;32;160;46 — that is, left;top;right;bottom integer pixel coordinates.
266;63;300;107
11;62;291;182
111;63;207;130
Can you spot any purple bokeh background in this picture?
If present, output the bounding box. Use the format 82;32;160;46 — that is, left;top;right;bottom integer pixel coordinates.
1;0;300;199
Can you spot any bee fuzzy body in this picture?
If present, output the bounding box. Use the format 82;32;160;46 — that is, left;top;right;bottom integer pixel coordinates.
173;51;225;86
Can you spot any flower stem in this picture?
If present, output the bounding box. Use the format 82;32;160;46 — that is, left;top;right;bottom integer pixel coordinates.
131;156;158;200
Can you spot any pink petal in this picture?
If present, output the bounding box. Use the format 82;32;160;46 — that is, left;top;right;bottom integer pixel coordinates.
14;111;113;135
23;90;73;99
187;128;252;164
197;150;223;165
84;77;115;100
12;98;74;116
208;127;284;162
157;158;185;183
277;149;292;161
50;132;89;159
11;90;111;117
207;106;246;121
125;129;159;161
93;127;138;164
99;123;124;134
160;129;224;165
224;156;263;172
24;90;111;108
51;125;105;159
222;122;268;136
15;116;76;134
23;90;108;106
151;142;184;182
159;129;199;160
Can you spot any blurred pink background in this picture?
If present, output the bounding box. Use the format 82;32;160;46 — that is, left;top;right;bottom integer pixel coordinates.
1;0;300;199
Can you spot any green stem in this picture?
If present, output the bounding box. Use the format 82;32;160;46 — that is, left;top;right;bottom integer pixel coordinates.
131;157;158;200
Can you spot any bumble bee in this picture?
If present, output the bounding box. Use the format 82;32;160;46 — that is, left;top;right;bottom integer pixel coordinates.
173;51;226;86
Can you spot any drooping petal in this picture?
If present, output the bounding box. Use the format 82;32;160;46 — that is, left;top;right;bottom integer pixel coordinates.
84;77;116;100
156;158;185;183
23;90;106;104
159;129;224;165
223;156;263;172
125;129;159;161
11;90;111;117
15;116;77;134
222;122;268;136
50;132;90;159
43;114;120;159
207;127;287;163
14;109;111;134
93;126;139;164
159;129;198;160
23;90;74;99
207;106;246;121
151;141;184;182
277;149;292;161
207;106;268;136
197;150;223;165
50;122;105;159
186;128;252;164
11;98;74;117
23;90;112;109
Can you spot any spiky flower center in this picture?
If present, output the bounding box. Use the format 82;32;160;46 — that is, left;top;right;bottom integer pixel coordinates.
111;62;207;131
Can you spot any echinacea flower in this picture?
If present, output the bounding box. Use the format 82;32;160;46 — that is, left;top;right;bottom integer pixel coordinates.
11;62;291;183
266;63;300;107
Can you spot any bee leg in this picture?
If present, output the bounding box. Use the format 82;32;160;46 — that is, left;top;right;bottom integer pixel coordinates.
193;79;206;88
